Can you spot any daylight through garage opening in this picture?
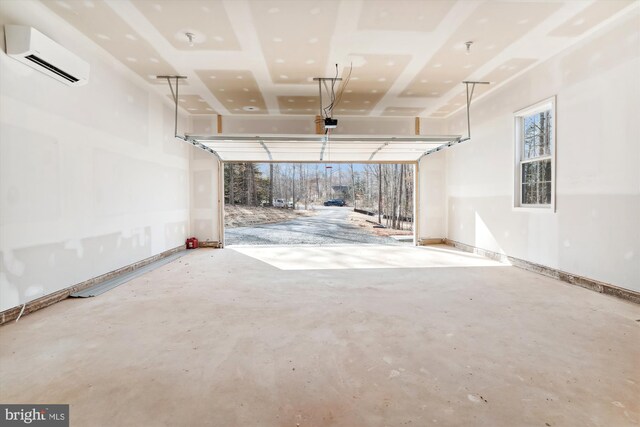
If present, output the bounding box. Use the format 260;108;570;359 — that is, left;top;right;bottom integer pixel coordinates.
223;162;417;246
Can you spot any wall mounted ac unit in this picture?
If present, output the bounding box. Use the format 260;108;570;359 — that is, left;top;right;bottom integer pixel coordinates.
5;25;89;86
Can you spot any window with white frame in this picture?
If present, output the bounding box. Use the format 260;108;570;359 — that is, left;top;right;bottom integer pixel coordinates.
514;97;555;209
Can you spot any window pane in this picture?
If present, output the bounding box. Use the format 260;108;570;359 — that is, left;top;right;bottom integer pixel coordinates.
522;163;530;184
536;112;546;157
522;183;536;204
523;136;536;159
524;115;535;129
523;115;537;159
523;108;552;159
517;101;554;208
524;115;536;137
543;159;552;182
545;110;553;154
542;182;552;204
537;183;546;205
541;110;552;156
522;162;538;184
521;159;552;205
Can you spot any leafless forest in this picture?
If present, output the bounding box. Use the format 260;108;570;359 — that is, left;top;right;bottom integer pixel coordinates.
224;163;414;230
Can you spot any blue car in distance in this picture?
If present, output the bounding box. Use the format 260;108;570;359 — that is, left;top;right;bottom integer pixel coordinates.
324;199;345;207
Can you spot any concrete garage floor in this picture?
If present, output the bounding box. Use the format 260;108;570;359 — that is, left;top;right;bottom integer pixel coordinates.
0;245;638;426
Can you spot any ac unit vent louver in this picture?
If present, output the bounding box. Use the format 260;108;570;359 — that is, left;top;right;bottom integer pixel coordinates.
25;54;80;83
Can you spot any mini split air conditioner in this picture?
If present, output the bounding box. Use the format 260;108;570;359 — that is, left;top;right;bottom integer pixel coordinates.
5;25;89;86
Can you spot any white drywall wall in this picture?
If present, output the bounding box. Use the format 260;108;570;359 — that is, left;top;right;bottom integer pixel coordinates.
189;148;222;245
416;118;449;241
220;115;417;135
443;11;640;291
417;151;447;241
187;116;223;245
0;1;192;311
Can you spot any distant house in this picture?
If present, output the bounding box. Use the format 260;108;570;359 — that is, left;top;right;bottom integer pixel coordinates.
331;185;350;198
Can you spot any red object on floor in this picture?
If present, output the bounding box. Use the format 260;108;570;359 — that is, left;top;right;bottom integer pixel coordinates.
186;237;198;249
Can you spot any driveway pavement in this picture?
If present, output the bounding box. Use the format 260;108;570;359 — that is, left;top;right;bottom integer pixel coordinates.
225;206;408;246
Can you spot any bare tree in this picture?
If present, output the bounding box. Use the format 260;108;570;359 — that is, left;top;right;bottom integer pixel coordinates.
224;162;415;231
349;164;357;209
268;164;273;206
229;164;235;205
378;164;382;224
397;164;404;229
291;164;296;210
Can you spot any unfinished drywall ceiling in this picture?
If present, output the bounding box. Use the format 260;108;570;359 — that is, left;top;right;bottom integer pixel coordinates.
249;0;340;85
168;94;216;115
131;0;240;51
42;0;180;85
42;0;635;118
195;69;268;115
399;1;561;98
357;0;456;33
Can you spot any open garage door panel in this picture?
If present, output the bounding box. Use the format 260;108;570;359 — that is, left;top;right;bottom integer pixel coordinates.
187;134;461;163
159;78;486;164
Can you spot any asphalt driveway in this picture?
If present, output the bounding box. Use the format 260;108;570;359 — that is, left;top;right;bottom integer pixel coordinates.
225;206;407;246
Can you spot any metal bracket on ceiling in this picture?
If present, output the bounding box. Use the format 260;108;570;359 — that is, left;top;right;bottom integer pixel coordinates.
313;76;343;120
259;140;273;161
420;80;490;159
369;140;392;161
420;136;463;159
462;80;490;140
156;75;187;138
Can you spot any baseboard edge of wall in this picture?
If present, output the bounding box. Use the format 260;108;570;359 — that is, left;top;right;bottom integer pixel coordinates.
198;240;222;248
0;245;186;326
418;238;446;245
444;239;640;305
